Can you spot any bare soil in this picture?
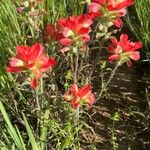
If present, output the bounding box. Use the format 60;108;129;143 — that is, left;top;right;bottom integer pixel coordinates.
81;62;150;150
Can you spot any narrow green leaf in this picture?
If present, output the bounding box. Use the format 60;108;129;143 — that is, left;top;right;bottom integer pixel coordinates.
0;100;23;149
22;113;39;150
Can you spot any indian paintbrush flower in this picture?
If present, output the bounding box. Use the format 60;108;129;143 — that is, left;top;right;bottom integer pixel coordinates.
45;14;93;50
88;0;134;27
6;43;56;89
107;34;142;65
58;14;93;46
64;84;95;108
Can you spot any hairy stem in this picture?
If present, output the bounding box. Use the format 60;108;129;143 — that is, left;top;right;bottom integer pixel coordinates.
88;21;101;46
75;107;80;123
70;54;74;77
74;52;79;84
99;63;120;98
40;78;44;109
112;121;117;150
40;110;50;150
35;88;40;111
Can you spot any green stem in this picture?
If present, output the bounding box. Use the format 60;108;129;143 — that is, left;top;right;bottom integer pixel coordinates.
70;54;74;77
35;88;40;111
35;80;43;136
40;110;50;150
70;49;79;84
40;78;44;109
74;52;79;84
75;107;80;123
35;78;44;111
99;63;120;98
112;121;117;150
35;87;41;136
88;21;101;46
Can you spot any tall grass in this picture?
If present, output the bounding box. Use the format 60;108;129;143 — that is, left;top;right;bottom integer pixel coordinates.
126;0;150;61
0;0;84;149
0;0;25;55
0;0;26;90
42;0;84;25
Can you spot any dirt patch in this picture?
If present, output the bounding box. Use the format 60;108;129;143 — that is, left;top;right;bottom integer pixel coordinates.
81;62;150;150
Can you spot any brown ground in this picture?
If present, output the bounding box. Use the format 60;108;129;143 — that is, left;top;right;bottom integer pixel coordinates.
81;62;150;150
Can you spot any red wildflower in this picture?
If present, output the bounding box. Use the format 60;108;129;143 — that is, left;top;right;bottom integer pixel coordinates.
57;14;93;46
88;0;133;27
64;84;95;108
107;34;142;65
6;43;56;89
44;24;63;42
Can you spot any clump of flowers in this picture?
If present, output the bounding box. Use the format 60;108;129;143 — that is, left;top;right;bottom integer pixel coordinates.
64;84;95;108
107;34;142;65
45;14;93;53
88;0;133;27
6;43;56;88
57;14;93;46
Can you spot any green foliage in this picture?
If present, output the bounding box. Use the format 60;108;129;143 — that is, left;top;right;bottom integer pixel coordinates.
0;1;84;149
0;0;25;56
23;114;40;150
0;0;27;90
111;112;120;150
126;0;150;60
0;0;148;149
42;0;84;24
0;100;26;149
0;100;40;149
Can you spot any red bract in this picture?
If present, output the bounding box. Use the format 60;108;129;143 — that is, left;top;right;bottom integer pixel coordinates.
6;43;56;89
107;34;142;65
88;0;133;27
64;84;95;108
44;24;63;43
58;14;93;46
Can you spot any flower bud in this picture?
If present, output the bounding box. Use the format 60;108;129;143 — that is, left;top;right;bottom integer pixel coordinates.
16;6;25;14
23;1;29;7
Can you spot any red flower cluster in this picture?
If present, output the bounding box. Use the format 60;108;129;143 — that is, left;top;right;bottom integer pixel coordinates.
45;14;93;49
108;34;142;65
58;15;93;46
64;84;95;108
88;0;133;27
44;24;63;43
8;1;143;111
6;43;56;89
